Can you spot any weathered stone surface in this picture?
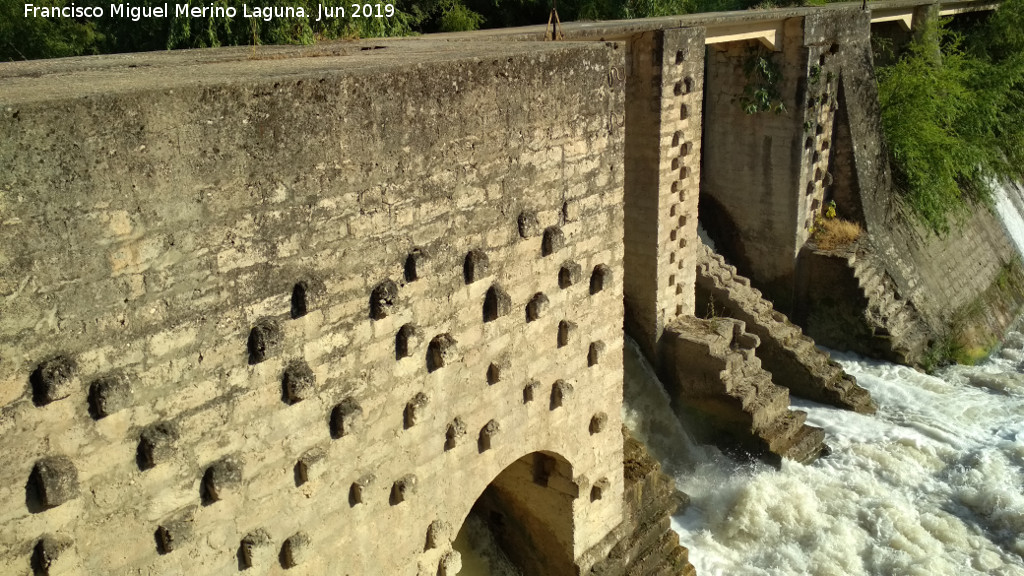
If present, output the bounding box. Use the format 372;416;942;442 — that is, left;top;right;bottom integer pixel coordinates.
444;417;467;451
542;226;566;256
518;210;541;238
550;380;574;409
437;550;462;576
477;420;501;452
483;285;512;322
559;261;583;288
404;247;430;282
463;250;490;284
425;520;451;551
426;334;457;372
526;292;550;322
0;27;626;576
295;447;328;485
395;323;420;360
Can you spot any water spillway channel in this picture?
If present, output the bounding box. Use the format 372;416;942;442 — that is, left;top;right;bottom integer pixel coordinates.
623;337;1024;576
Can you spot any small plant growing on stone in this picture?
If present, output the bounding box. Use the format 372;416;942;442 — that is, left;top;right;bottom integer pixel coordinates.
739;50;787;115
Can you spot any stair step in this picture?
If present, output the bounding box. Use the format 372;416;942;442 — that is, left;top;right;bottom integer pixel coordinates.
780;425;827;464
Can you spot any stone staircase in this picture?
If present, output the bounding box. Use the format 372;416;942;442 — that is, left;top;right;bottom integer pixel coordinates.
696;244;875;413
585;431;696;576
847;251;931;365
661;315;826;465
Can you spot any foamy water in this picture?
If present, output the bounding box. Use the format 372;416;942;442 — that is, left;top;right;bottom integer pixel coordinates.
993;181;1024;255
622;336;1024;576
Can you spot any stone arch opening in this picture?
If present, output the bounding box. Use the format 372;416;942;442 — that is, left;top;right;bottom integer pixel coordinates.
452;451;577;576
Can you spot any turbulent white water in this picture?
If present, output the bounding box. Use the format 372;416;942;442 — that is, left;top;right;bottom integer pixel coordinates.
622;337;1024;576
993;181;1024;255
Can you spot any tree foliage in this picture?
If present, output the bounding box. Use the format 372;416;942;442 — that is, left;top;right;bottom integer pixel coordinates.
2;0;840;61
876;0;1024;234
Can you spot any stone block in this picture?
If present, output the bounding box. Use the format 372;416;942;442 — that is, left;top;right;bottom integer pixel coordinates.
281;532;311;568
404;247;430;282
463;250;489;284
427;334;457;372
591;264;612;294
550;380;574;410
424;520;451;551
588;341;606;366
290;277;325;319
483;285;512;322
138;422;180;470
31;534;75;576
438;551;462;576
590;412;608;434
444;417;467;451
557;321;578;348
295;447;328;486
31;356;79;406
523;380;541;403
248;319;283;365
526;292;550;322
155;512;194;555
281;359;316;404
478;420;500;452
330;397;363;439
370;279;399;320
240;528;274;569
518;210;541;238
559;261;582;288
403;392;429;429
395;323;420;359
87;372;133;419
390;474;417;505
29;456;79;509
349;473;375;506
542;226;565;256
201;457;243;504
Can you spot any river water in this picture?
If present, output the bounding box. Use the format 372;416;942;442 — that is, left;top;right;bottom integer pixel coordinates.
623;336;1024;576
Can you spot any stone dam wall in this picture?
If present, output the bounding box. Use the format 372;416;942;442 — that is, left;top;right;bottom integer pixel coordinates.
1;1;1015;574
0;40;651;575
